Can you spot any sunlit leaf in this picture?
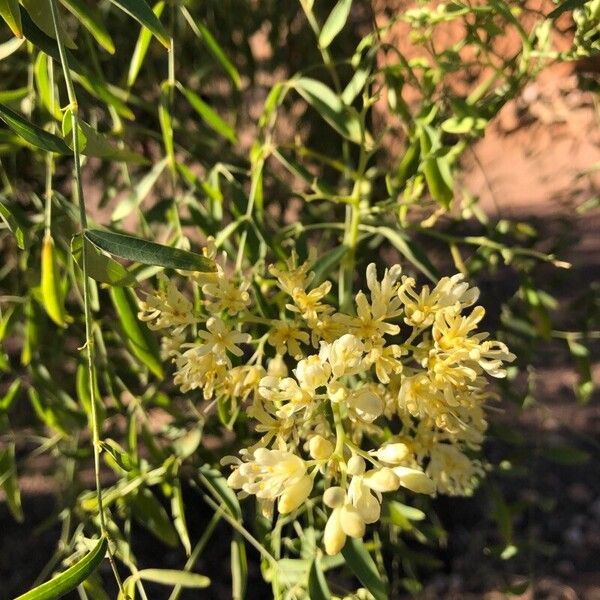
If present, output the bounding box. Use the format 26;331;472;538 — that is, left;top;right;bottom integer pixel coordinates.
108;0;169;48
319;0;352;49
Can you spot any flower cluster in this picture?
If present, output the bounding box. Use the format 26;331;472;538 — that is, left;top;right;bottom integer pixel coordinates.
138;246;514;555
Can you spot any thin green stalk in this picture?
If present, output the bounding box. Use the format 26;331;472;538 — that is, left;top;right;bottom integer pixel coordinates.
48;0;123;591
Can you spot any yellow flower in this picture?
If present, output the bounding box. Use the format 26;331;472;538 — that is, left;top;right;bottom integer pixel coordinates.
288;282;333;323
365;262;403;320
320;334;365;379
197;317;251;365
174;349;226;398
267;320;309;359
202;267;251;315
426;444;484;496
138;274;195;333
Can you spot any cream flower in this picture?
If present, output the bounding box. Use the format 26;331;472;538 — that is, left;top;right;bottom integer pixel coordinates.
202;267;251;315
321;334;365;379
267;320;309;359
138;274;196;333
196;317;250;365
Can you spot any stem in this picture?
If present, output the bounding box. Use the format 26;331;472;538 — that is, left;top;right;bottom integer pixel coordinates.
48;0;122;590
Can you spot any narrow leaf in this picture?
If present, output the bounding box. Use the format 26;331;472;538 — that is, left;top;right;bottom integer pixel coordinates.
341;538;388;600
109;286;164;378
127;1;165;86
0;0;22;38
0;103;70;154
112;157;168;222
60;0;115;54
308;557;331;600
319;0;352;48
0;196;27;249
0;443;23;522
181;7;241;89
129;488;179;547
85;229;216;272
375;226;439;282
108;0;169;48
71;233;136;286
15;537;107;600
178;84;237;144
293;78;364;144
21;0;76;48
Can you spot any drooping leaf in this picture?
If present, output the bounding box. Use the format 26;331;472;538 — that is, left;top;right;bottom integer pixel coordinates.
308;557;331;600
341;538;388;600
109;286;164;378
0;196;27;248
375;226;440;282
293;77;364;144
181;7;241;89
20;0;77;48
71;233;136;286
108;0;169;48
0;443;23;522
119;569;210;600
85;229;216;272
129;488;179;547
127;0;165;86
178;83;237;144
112;157;168;221
62;110;147;162
231;534;247;600
60;0;115;54
14;537;107;600
0;0;21;38
0;35;25;60
41;233;68;327
319;0;352;48
0;103;70;153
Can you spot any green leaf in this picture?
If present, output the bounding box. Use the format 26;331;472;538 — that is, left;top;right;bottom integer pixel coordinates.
127;1;165;86
178;83;237;144
62;110;146;162
308;557;331;600
231;534;247;600
375;226;439;282
293;77;364;145
0;443;23;522
14;537;107;600
34;52;62;120
319;0;352;49
311;244;347;286
21;0;76;48
85;229;216;272
341;538;388;600
198;465;242;519
548;0;588;18
111;157;168;222
0;0;22;37
0;379;20;411
0;103;70;154
0;36;25;61
419;127;453;209
60;0;115;54
109;286;164;379
0;196;27;249
541;445;590;465
71;233;136;286
181;7;241;89
172;481;192;556
108;0;169;48
119;569;210;600
158;81;175;173
129;488;179;547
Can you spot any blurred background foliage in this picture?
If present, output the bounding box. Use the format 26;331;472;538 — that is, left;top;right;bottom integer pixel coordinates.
0;0;598;598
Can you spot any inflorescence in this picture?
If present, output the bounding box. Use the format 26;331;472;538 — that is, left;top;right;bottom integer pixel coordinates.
138;242;514;555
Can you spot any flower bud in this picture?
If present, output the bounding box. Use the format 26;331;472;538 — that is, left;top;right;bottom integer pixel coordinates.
278;475;313;513
328;334;365;378
323;486;346;508
340;504;366;538
309;435;334;460
349;388;383;422
347;455;366;476
375;443;409;465
363;468;400;493
295;355;331;391
267;354;288;378
324;507;346;556
393;466;436;495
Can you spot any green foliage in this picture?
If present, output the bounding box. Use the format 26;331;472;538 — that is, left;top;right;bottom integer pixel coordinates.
0;0;597;598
